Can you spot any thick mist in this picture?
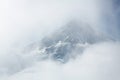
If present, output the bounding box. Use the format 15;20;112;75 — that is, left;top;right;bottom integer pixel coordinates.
3;42;120;80
0;0;119;48
0;0;120;80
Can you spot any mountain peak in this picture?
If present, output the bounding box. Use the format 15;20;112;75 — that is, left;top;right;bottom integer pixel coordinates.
36;20;112;63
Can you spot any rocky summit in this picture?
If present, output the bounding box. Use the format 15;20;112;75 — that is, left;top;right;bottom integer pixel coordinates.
36;21;111;63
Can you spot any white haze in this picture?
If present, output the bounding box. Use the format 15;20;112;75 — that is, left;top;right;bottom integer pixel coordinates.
0;0;120;80
2;42;120;80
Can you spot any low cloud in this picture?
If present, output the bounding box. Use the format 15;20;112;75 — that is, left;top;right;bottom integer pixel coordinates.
2;42;120;80
0;0;120;80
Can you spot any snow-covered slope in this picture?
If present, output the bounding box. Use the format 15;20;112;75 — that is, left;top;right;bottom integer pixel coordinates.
31;21;112;63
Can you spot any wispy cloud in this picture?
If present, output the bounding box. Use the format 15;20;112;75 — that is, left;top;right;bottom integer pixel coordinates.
0;0;120;80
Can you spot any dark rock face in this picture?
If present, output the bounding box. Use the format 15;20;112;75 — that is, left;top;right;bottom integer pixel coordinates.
38;21;110;63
